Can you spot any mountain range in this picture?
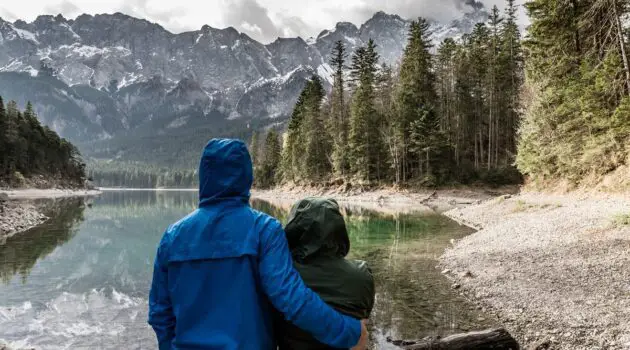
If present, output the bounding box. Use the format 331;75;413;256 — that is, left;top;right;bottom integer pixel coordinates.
0;9;488;166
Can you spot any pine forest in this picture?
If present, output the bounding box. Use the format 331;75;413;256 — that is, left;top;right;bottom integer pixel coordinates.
0;97;86;187
253;0;525;188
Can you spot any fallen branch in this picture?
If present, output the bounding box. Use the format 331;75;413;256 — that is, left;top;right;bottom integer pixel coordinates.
388;328;519;350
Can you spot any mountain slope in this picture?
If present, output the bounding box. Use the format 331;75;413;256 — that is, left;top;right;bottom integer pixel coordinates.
0;9;488;165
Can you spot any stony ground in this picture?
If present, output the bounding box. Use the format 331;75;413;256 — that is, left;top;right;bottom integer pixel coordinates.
0;199;48;244
252;186;512;213
0;188;101;200
0;188;101;243
440;192;630;350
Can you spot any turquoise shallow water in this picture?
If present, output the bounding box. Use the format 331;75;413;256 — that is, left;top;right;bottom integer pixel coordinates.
0;191;491;349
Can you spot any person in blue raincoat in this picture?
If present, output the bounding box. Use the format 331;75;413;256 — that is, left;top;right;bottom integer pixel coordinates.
148;138;368;350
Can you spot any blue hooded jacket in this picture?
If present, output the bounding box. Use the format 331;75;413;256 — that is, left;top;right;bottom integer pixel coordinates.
148;139;361;350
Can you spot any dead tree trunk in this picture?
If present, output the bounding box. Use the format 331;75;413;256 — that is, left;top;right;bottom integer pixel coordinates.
612;0;630;94
389;328;519;350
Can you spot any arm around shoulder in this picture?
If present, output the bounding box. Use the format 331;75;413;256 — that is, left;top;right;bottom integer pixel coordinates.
257;220;362;348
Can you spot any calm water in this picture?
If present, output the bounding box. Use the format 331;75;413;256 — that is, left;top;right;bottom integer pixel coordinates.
0;191;493;349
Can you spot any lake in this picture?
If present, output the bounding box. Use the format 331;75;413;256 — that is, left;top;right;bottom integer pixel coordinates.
0;191;493;349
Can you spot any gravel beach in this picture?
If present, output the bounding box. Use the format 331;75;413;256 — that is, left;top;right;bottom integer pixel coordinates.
441;192;630;350
0;189;101;242
252;187;509;213
0;199;48;244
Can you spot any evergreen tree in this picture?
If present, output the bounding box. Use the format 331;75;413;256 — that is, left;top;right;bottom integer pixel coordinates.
282;89;307;182
302;76;331;180
501;0;523;161
487;6;504;169
518;0;630;183
376;64;397;182
349;39;386;182
394;18;445;182
257;130;282;188
452;36;480;179
469;23;491;170
436;38;459;162
249;131;260;168
329;40;350;177
0;97;86;187
0;97;6;173
4;101;20;176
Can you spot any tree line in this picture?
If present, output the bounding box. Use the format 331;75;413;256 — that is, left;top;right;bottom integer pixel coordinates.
517;0;630;185
88;160;197;188
252;0;524;188
0;96;86;187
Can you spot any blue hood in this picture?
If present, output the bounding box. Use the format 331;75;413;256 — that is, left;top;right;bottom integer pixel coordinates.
198;139;253;206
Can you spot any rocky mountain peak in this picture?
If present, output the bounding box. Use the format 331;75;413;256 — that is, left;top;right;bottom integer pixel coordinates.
33;15;64;25
334;22;359;36
370;11;404;22
0;9;489;144
13;19;30;29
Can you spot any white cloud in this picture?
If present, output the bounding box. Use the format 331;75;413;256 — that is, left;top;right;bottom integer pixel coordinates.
0;7;19;21
43;0;81;17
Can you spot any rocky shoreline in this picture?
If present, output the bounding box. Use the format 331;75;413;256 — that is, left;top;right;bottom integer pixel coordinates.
440;192;630;350
252;186;515;214
0;198;48;244
0;189;101;242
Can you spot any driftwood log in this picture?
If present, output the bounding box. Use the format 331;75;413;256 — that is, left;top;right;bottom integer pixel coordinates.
388;328;519;350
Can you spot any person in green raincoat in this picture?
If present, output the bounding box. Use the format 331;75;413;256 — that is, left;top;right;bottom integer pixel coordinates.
275;197;376;349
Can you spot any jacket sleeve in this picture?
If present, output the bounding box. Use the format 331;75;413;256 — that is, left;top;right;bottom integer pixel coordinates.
259;223;361;348
148;233;176;350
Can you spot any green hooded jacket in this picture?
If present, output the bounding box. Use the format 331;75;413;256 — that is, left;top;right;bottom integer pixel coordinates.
276;197;375;350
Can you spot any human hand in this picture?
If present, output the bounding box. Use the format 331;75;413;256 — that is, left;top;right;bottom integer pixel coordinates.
350;319;369;350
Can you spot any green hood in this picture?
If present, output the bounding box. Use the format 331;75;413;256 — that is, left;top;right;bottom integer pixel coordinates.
277;197;375;350
285;197;350;263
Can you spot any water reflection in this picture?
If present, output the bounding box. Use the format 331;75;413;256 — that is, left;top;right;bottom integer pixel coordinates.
0;198;86;284
252;198;495;346
0;192;492;349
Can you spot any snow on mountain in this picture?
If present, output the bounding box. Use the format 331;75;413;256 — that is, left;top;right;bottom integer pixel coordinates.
0;9;488;144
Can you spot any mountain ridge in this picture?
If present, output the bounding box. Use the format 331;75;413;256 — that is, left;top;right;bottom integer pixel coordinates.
0;9;488;165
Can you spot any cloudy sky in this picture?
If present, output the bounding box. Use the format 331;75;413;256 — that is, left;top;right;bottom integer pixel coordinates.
0;0;527;43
